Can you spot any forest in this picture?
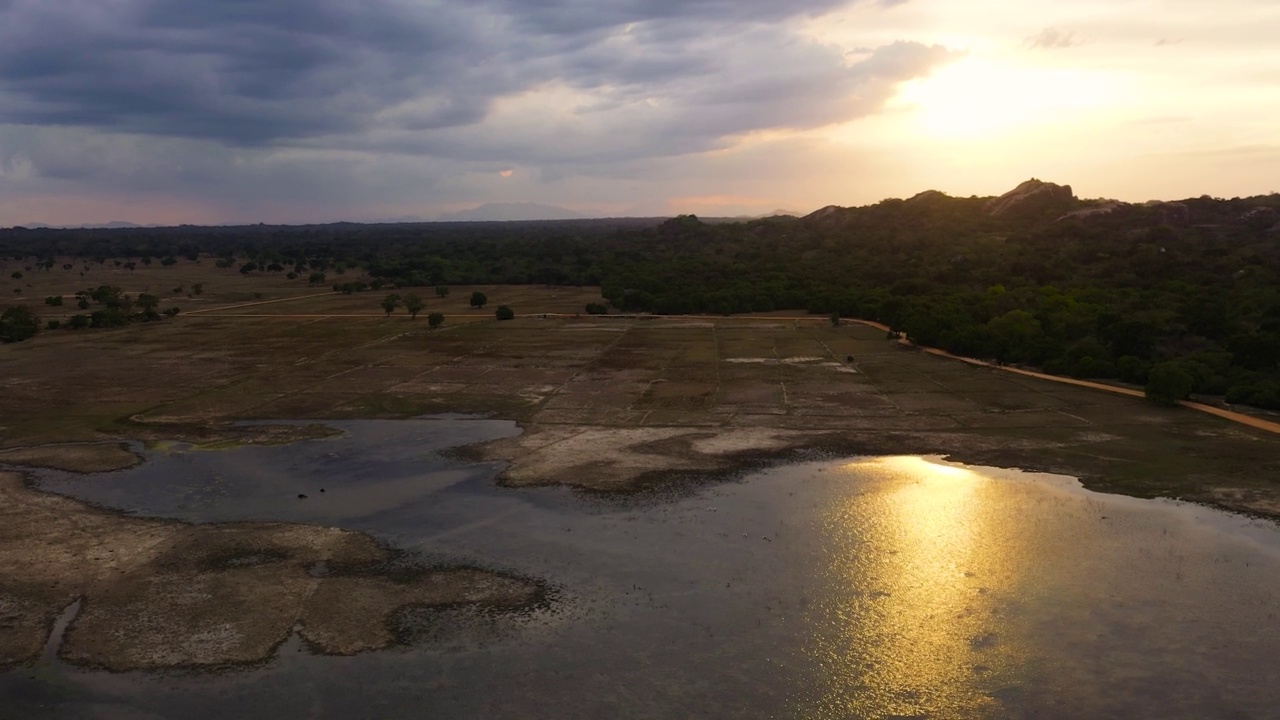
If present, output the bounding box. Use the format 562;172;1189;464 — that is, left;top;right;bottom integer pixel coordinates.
3;182;1279;408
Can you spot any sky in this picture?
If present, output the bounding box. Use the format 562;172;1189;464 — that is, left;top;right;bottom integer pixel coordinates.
1;0;1277;226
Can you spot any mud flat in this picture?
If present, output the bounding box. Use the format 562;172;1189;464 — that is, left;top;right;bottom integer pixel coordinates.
0;443;143;473
476;425;832;491
0;471;539;671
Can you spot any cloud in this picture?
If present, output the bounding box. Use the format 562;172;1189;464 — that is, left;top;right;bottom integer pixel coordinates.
0;0;949;151
1027;27;1081;50
0;0;953;222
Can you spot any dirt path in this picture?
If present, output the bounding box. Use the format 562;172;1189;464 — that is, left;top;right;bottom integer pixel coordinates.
840;320;1280;437
183;291;337;315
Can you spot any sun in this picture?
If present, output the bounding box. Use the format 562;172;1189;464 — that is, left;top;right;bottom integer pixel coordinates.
890;56;1120;142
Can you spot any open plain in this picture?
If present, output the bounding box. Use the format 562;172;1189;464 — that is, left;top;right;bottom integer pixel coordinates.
4;258;1280;673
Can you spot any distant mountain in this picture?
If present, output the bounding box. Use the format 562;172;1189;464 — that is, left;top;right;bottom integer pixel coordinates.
727;209;804;220
82;221;143;229
436;203;585;222
374;215;430;224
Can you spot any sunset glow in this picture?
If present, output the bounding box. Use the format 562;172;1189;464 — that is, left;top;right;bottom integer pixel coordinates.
0;0;1277;225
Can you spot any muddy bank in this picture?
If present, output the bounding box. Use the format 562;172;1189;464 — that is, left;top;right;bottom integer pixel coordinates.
0;471;539;671
130;420;343;449
471;424;1048;492
0;443;143;473
0;423;343;474
471;422;1280;520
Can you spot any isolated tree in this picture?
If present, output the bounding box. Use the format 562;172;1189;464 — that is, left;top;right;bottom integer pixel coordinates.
403;293;425;319
585;302;607;315
136;293;160;312
308;272;326;287
192;283;204;295
239;262;257;274
436;286;449;298
469;291;487;308
1145;361;1194;405
829;311;841;327
427;312;445;329
44;296;63;307
161;256;177;267
380;293;401;317
495;305;514;321
10;271;20;279
0;305;40;342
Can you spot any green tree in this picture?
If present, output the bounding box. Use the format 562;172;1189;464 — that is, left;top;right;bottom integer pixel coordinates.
495;305;514;321
403;293;424;319
1145;361;1194;405
308;272;326;286
436;286;449;298
44;296;63;307
0;305;40;342
427;312;445;329
380;293;401;317
469;291;487;308
136;293;161;312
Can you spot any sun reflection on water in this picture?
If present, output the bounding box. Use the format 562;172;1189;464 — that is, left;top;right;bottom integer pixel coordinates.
801;457;1030;719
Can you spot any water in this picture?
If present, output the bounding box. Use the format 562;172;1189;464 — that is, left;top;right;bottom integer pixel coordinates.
5;418;1280;719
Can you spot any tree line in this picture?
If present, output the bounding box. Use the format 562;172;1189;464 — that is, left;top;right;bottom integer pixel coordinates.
3;192;1279;408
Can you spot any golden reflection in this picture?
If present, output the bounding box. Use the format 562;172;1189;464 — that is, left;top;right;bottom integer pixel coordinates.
802;456;1027;719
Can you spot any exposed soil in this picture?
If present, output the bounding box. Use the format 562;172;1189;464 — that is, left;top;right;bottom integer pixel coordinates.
0;443;142;473
0;471;539;671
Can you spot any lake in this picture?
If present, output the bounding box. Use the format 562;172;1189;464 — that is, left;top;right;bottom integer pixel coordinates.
6;416;1279;719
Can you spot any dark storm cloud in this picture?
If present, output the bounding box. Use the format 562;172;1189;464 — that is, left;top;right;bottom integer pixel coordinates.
0;0;510;143
0;0;927;151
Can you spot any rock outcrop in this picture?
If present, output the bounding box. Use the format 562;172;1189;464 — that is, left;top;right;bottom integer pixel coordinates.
803;205;844;222
1056;202;1124;223
985;179;1075;217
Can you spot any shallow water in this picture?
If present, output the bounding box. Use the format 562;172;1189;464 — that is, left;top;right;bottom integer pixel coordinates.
6;417;1280;719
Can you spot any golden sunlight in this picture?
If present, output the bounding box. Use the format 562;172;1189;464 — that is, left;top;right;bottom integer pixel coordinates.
804;457;1028;718
890;57;1121;142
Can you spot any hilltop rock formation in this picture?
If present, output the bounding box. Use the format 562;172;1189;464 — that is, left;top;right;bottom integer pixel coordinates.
906;190;949;204
803;205;843;222
985;179;1075;217
1056;202;1124;223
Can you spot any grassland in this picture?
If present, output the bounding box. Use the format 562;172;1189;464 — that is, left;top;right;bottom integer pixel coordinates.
3;257;1280;669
